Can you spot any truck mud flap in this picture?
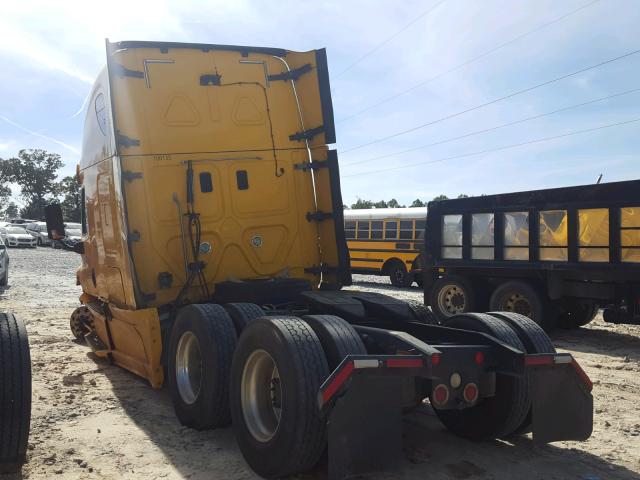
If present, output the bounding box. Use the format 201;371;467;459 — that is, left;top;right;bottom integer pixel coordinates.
527;354;593;443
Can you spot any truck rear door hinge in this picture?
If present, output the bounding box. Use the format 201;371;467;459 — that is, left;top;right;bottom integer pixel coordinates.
200;73;221;86
289;125;324;142
305;265;339;275
306;211;334;222
268;63;312;82
116;131;140;148
112;63;144;79
294;160;328;171
122;171;143;182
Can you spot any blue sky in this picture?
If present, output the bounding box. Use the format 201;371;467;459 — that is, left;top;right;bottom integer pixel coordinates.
0;0;639;207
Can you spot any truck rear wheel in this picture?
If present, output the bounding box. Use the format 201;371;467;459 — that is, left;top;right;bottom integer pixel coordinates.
487;311;556;434
556;301;598;329
489;280;555;331
301;315;366;369
0;313;31;473
231;317;328;478
429;275;475;322
168;304;236;430
433;313;529;440
70;306;95;341
224;303;265;334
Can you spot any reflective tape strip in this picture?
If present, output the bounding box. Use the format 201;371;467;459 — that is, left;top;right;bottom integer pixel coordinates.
353;359;380;369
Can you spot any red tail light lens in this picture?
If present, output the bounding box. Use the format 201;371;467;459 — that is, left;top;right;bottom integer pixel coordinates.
432;384;449;406
474;351;484;365
463;383;479;403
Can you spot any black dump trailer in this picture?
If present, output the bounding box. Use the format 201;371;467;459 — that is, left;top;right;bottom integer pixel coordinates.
424;179;640;330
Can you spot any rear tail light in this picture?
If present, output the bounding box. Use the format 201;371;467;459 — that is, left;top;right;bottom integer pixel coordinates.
432;384;449;406
474;351;484;365
463;383;479;403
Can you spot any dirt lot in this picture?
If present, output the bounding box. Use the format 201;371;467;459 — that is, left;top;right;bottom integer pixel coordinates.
1;248;639;480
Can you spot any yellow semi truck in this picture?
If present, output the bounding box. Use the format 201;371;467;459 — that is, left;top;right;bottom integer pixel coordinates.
46;40;593;479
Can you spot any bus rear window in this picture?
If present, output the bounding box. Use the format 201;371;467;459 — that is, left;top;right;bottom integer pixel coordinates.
621;206;640;262
578;208;609;262
504;212;529;261
540;210;568;261
471;213;494;260
442;214;462;259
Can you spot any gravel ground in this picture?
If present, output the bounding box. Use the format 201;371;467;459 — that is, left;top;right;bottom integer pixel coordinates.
1;248;639;480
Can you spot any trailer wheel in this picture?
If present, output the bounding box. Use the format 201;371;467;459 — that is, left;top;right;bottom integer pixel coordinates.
487;311;556;434
224;303;265;334
387;260;411;288
69;306;95;341
231;317;328;478
556;301;598;329
489;280;555;331
433;313;529;440
429;275;475;322
168;304;236;430
0;313;31;473
301;315;366;370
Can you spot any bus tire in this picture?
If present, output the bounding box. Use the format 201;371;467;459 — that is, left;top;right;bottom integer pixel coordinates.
489;280;555;331
231;317;328;478
487;311;556;435
301;315;366;370
433;313;529;440
168;304;236;430
387;260;411;288
0;313;31;474
556;301;598;329
429;275;475;322
224;303;265;335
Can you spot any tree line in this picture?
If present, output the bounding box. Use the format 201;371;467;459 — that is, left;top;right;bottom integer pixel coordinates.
0;149;80;222
347;194;469;209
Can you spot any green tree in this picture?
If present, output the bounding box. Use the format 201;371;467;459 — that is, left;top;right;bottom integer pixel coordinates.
410;199;425;207
0;159;12;215
58;175;81;222
351;198;374;209
7;149;63;220
387;198;404;208
4;202;19;219
373;200;388;208
457;194;469;198
432;194;449;201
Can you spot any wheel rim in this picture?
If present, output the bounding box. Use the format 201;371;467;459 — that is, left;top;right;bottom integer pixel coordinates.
241;349;282;443
175;331;203;405
504;293;532;317
437;284;466;316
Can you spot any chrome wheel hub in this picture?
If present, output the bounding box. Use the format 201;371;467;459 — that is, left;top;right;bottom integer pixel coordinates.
175;331;203;405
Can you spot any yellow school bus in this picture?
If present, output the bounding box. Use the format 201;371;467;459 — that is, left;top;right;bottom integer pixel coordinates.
344;207;427;287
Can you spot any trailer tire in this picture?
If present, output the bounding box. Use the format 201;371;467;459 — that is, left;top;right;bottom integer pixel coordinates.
556;301;598;329
168;304;236;430
301;315;366;370
433;313;529;440
231;317;328;478
387;260;412;288
429;275;475;322
224;303;265;335
487;311;556;434
0;313;31;473
69;306;95;341
406;300;437;324
489;280;555;331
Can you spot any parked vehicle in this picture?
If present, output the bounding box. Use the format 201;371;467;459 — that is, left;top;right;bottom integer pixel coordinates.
25;221;53;246
344;207;427;287
51;222;82;249
0;237;9;286
0;225;37;248
423;180;640;329
45;40;593;479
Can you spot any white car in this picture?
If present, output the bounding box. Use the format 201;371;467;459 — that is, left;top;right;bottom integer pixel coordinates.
0;225;37;248
25;221;53;246
0;237;8;285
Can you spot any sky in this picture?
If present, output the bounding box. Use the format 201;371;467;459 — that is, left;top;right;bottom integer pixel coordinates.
0;0;639;208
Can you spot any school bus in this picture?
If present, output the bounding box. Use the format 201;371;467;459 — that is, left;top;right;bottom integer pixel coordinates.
344;207;427;287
